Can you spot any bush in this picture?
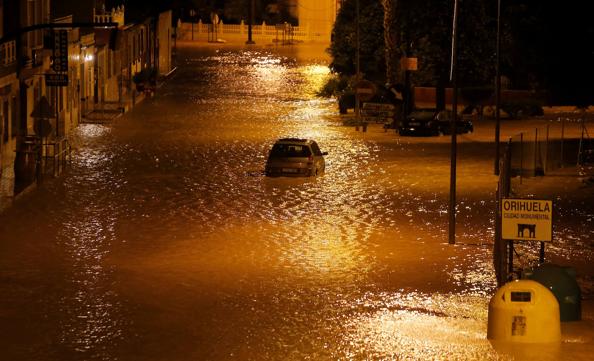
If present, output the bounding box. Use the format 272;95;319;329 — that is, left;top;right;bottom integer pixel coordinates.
317;75;349;97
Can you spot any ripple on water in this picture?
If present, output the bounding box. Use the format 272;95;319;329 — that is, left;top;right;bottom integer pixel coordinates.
3;45;590;361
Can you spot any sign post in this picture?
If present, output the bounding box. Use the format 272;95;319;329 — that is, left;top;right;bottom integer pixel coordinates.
354;80;376;132
45;73;68;87
502;199;553;242
360;102;395;125
501;198;553;269
355;80;376;103
52;30;68;72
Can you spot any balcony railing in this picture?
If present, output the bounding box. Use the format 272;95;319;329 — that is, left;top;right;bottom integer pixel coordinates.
1;40;17;66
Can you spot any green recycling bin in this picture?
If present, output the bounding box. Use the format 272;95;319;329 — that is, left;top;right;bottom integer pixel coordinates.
526;263;581;321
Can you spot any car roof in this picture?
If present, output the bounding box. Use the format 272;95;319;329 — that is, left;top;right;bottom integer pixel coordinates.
274;138;313;145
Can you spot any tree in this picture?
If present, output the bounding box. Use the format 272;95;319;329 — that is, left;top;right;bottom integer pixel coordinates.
328;0;386;81
382;0;401;88
399;1;493;103
330;0;494;110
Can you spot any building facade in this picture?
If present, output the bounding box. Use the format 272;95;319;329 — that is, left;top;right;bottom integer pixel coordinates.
0;3;20;210
0;1;173;211
297;0;338;42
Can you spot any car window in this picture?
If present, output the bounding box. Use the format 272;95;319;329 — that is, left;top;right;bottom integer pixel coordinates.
310;142;322;156
436;111;452;121
409;110;434;120
270;144;312;158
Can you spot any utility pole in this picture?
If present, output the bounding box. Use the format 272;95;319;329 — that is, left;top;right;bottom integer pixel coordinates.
494;0;502;175
355;0;361;129
449;0;460;245
189;10;196;41
246;0;255;44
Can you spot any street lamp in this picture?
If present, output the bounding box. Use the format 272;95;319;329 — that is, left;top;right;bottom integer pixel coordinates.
448;0;460;245
246;0;256;44
189;9;196;41
354;0;361;130
494;0;502;175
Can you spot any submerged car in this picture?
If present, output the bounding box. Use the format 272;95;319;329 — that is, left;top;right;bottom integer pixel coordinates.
434;110;474;135
398;109;440;136
265;138;327;177
398;109;473;136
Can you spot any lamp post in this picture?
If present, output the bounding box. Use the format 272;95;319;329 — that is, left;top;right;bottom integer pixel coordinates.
354;0;361;129
494;0;502;175
189;9;196;41
246;0;255;44
448;0;460;245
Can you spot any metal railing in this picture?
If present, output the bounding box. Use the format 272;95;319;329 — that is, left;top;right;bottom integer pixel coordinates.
42;137;72;177
275;23;294;45
15;135;72;184
178;21;323;42
0;40;17;66
494;116;592;285
508;118;592;186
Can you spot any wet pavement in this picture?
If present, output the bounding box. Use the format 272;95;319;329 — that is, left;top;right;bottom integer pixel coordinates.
0;43;592;360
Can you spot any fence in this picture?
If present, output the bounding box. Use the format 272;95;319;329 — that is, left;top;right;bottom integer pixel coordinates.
508;118;592;185
493;117;592;285
177;20;329;43
42;137;71;177
15;135;72;191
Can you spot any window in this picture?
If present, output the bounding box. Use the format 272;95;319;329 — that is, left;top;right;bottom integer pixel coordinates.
310;142;322;156
269;144;312;158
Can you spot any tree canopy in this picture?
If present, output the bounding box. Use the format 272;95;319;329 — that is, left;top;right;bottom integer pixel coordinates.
329;0;594;105
328;0;386;81
330;0;493;87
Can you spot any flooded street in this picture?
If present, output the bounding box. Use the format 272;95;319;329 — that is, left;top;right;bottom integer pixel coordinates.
0;43;592;360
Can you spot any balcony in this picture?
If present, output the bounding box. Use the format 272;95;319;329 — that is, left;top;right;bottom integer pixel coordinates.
0;40;17;77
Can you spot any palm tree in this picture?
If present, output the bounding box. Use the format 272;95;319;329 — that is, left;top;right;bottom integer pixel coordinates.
381;0;400;88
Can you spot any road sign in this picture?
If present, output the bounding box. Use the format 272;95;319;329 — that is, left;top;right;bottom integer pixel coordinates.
52;30;68;72
355;80;376;102
361;102;395;120
45;73;68;87
502;199;553;242
30;96;56;119
403;57;418;71
362;102;394;111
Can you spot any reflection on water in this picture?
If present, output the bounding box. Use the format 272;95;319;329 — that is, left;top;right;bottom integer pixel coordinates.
340;292;495;360
0;44;590;360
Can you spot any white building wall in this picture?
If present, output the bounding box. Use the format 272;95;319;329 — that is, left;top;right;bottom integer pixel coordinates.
158;10;173;75
297;0;336;43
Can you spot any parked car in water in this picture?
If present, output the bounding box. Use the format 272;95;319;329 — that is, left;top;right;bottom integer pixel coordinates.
398;109;440;136
265;138;327;177
434;110;474;135
398;109;473;136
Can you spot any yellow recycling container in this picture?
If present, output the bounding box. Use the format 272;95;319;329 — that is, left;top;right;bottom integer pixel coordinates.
487;280;561;343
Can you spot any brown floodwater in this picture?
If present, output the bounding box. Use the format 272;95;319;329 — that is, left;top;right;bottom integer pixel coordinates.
0;43;592;361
